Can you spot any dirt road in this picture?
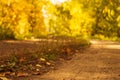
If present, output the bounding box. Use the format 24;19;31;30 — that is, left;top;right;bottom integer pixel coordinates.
31;40;120;80
1;40;120;80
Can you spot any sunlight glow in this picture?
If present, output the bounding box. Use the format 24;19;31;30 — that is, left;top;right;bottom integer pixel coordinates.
90;40;120;49
51;0;70;4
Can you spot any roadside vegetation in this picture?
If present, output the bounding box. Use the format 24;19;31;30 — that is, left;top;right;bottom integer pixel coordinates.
0;38;90;79
0;0;120;79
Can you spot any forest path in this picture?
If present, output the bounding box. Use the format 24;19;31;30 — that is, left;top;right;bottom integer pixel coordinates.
0;40;120;80
34;40;120;80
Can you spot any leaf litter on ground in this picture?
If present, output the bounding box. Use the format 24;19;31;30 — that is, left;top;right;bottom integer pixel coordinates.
0;39;90;79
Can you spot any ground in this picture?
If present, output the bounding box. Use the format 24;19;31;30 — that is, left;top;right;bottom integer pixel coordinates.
0;40;120;80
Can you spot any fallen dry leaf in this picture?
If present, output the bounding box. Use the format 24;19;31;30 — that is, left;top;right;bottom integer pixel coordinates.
17;72;29;77
75;50;79;53
19;58;25;63
10;72;15;76
46;62;51;66
48;49;51;51
59;58;64;61
0;73;5;77
40;58;46;62
4;72;11;75
50;67;55;69
0;77;9;80
33;71;40;75
36;69;40;72
36;64;42;68
66;48;71;55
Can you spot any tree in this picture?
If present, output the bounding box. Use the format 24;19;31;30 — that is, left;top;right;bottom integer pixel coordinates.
0;0;45;39
91;0;120;40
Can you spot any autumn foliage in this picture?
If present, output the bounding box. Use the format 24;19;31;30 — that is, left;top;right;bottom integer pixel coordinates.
0;0;120;40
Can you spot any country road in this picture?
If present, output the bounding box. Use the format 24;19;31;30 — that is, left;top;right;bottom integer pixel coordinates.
0;40;120;80
18;40;120;80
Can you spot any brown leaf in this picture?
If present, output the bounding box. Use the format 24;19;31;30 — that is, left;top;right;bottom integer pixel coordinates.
0;73;5;77
36;69;40;72
46;62;51;66
17;72;29;77
66;48;71;55
0;77;9;80
10;72;15;76
36;64;42;68
59;58;64;61
48;49;51;51
19;58;25;63
50;67;55;69
61;49;65;52
40;58;46;62
75;50;79;53
5;72;11;75
33;72;40;75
